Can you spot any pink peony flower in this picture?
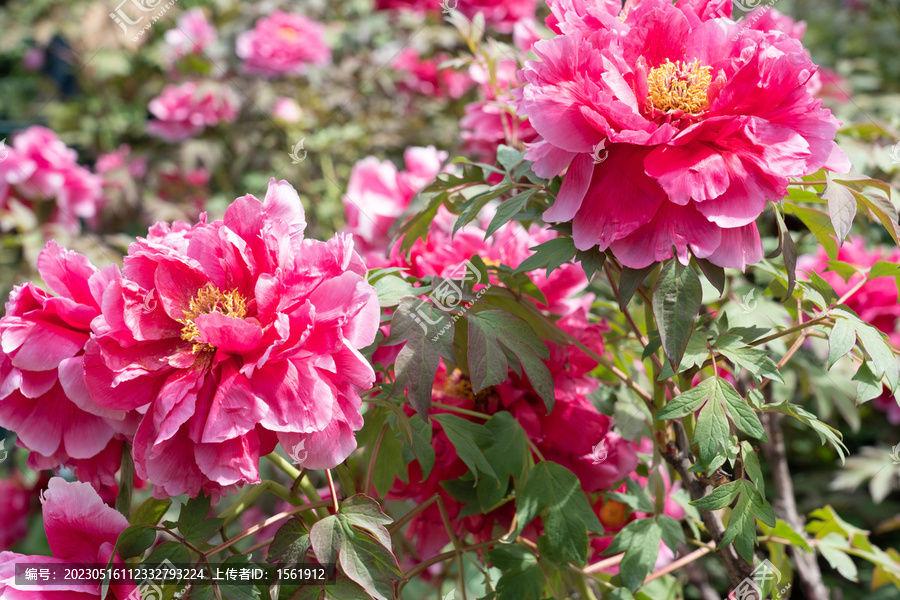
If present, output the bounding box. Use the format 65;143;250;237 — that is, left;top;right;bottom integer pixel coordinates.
342;146;448;265
146;82;240;143
271;97;303;123
513;18;543;53
393;48;474;99
0;476;33;550
375;0;538;33
519;0;849;269
84;180;380;498
0;241;135;488
236;11;331;77
0;478;136;599
164;8;217;64
0;126;104;232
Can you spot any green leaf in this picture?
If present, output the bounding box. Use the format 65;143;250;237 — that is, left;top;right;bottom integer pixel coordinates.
115;446;134;518
821;179;857;243
515;237;577;276
485;189;538;238
819;533;859;582
340;495;395;550
433;414;497;484
373;276;418;308
658;515;685;553
575;247;607;281
717;378;766;440
696;258;726;296
693;480;775;562
765;402;848;462
653;260;703;369
116;524;157;560
516;461;603;551
605;519;662;591
618;264;656;311
485;545;544;600
384;297;455;418
406;414;435;481
606;479;655;514
853;361;884;404
772;207;799;299
717;342;785;384
695;399;730;467
828;318;856;369
267;519;310;566
143;541;191;566
177;494;224;545
691;480;742;510
497;145;527;171
467;311;554;413
477;412;529;511
784;202;839;259
373;429;405;498
656;378;716;420
741;441;766;499
760;519;812;552
453;184;516;235
130;497;172;526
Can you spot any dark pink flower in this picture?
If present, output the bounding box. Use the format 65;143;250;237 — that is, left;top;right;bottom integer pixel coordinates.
84;180;380;498
0;478;136;599
236;11;331;77
393;49;475;99
375;0;538;33
0;241;134;488
146;82;240;142
520;0;849;269
0;126;104;232
0;476;33;550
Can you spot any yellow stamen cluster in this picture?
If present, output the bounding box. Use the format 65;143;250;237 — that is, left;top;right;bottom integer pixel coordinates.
445;369;494;403
647;58;713;115
178;284;247;353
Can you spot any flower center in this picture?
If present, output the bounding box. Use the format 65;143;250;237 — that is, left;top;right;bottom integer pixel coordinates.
647;59;712;115
178;284;247;353
444;369;494;403
277;26;299;41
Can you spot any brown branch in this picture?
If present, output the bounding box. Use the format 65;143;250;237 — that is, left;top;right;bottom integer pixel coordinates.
661;421;753;586
761;410;830;600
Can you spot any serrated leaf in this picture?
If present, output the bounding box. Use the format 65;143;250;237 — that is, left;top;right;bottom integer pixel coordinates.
384;297;454;418
653;260;703;369
516;461;603;544
467;311;554;413
340;495;394;550
177;494;224;545
515;237;576;276
433;414;497;484
605;518;662;591
267;519;310;566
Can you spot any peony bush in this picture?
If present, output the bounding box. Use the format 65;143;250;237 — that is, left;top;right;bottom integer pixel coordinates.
0;0;899;599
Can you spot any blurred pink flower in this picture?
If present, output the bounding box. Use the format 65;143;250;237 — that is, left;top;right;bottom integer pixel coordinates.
236;11;331;77
164;8;217;63
0;241;135;488
84;180;380;498
342;146;448;265
513;18;542;53
0;126;104;232
22;47;45;72
0;476;32;550
520;0;849;269
375;0;537;33
393;49;474;99
146;82;240;142
271;97;303;123
0;478;136;599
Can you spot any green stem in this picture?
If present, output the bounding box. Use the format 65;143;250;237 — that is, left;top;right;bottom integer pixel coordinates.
264;453;329;520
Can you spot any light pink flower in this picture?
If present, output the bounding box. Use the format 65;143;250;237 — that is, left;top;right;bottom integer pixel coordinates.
0;478;136;599
513;18;542;53
0;241;135;488
342;146;448;265
271;97;303;123
520;0;849;269
236;11;331;77
84;180;380;498
0;126;104;231
146;82;240;142
164;8;217;63
393;49;474;99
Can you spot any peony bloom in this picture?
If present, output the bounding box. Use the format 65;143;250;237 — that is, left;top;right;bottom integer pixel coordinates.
0;126;103;232
84;180;380;498
146;82;240;142
342;146;447;265
164;8;217;64
375;0;538;33
0;478;136;599
0;241;135;488
519;0;849;269
0;476;33;550
236;11;331;77
393;48;474;99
